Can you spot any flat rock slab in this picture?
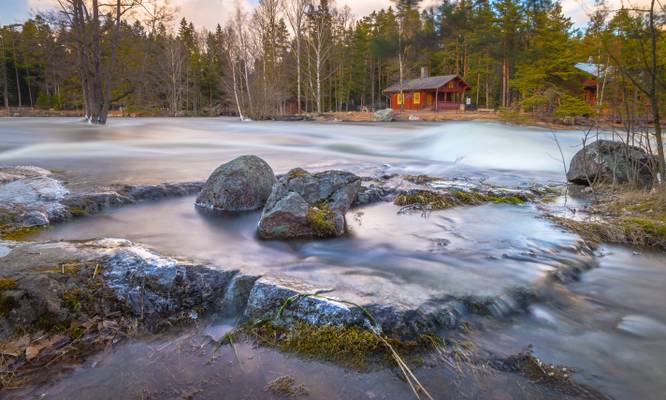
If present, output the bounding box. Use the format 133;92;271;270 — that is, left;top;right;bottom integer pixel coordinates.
0;165;203;232
1;222;596;339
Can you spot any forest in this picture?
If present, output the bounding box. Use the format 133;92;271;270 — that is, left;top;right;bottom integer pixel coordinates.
0;0;663;125
2;2;666;399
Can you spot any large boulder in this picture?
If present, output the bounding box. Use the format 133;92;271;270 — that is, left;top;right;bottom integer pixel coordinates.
567;140;655;187
374;108;395;122
258;169;361;240
196;155;275;211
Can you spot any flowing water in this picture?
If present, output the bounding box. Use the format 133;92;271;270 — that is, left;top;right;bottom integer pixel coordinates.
1;117;665;399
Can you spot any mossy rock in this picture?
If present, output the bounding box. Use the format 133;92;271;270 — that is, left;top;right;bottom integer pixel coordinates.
236;321;442;370
306;202;337;236
0;225;47;241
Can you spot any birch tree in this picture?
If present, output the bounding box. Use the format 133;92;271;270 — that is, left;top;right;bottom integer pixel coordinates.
305;0;334;113
283;0;309;113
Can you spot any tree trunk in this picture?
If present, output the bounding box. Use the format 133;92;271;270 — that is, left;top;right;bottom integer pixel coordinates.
231;57;244;120
8;29;22;108
296;34;302;113
648;0;666;181
0;35;8;109
316;50;322;113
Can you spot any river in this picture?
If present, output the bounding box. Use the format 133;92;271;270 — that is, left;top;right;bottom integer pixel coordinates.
0;117;664;400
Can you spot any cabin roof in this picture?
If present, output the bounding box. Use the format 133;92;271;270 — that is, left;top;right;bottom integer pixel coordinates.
575;62;610;78
383;75;469;93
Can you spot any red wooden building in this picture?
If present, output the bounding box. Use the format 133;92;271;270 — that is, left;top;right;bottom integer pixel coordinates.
383;73;471;111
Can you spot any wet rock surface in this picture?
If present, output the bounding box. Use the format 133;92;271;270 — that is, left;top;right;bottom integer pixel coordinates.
258;169;362;239
195;155;276;211
0;163;612;398
0;232;594;342
0;166;203;234
567;139;655;187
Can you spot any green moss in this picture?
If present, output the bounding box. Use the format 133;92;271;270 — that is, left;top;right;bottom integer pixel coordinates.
395;190;454;209
620;216;666;246
288;168;311;178
396;190;527;210
453;191;486;205
0;277;17;291
241;321;440;370
491;195;526;205
63;288;84;312
68;206;88;218
306;202;337;236
68;320;85;339
1;225;46;241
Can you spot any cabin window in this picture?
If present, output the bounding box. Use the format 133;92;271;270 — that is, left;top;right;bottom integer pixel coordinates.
413;92;421;104
397;93;404;105
448;82;454;89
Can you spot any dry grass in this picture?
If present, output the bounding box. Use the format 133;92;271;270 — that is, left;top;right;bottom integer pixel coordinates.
553;188;666;250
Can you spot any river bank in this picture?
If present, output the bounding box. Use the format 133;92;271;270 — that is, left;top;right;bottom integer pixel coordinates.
1;118;664;399
0;164;595;397
0;107;597;131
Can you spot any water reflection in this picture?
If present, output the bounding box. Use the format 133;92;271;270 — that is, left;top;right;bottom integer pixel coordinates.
32;196;592;311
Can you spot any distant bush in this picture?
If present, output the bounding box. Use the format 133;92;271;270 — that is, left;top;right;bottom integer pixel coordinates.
36;92;60;110
554;94;593;117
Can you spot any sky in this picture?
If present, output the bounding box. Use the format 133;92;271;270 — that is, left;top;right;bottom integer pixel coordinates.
0;0;634;30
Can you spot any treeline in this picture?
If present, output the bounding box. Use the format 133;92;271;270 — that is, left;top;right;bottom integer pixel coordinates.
0;0;664;123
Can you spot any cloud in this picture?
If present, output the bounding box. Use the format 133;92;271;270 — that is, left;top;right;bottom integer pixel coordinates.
173;0;238;30
12;0;652;31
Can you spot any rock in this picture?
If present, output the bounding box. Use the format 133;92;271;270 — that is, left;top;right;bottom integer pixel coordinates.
567;140;655;187
0;176;69;205
196;155;276;211
102;244;236;320
373;108;395;122
244;276;366;328
17;210;49;227
0;165;203;235
355;185;388;206
408;114;422;121
258;169;361;239
122;181;204;201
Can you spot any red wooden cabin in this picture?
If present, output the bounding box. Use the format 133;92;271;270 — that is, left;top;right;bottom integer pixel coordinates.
383;74;471;111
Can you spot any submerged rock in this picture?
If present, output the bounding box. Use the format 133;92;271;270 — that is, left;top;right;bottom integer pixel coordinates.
258;168;361;239
373;108;395;122
567;140;655;187
196;155;276;211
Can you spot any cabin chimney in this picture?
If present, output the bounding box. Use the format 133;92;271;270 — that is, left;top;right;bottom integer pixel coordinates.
421;67;429;79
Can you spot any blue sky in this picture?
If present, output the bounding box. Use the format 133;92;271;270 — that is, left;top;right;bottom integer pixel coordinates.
0;0;615;29
0;0;31;25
